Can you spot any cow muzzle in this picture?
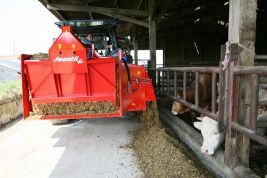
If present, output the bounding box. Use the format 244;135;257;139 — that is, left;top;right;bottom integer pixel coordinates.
171;110;178;115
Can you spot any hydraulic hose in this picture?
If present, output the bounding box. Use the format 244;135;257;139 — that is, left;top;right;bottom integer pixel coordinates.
121;58;139;93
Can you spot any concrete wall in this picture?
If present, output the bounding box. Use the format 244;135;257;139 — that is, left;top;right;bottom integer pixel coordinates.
0;96;22;127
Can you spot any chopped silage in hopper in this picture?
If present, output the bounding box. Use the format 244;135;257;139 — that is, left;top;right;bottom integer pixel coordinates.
128;102;213;178
32;101;117;115
31;53;49;60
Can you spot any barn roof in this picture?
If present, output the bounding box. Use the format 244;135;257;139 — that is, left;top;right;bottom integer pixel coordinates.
39;0;267;48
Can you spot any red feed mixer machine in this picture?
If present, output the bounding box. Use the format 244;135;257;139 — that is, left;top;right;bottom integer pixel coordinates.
20;20;156;120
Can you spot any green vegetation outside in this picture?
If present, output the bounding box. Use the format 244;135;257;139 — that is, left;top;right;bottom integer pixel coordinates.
0;80;21;100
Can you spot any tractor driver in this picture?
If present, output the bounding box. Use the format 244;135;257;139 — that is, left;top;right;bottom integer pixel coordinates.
82;34;103;58
82;34;93;46
82;33;113;58
82;34;95;58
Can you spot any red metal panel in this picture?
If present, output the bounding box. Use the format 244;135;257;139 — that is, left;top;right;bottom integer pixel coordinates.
118;51;124;115
144;71;156;101
23;57;116;106
49;26;88;74
24;60;57;98
60;73;87;96
20;54;32;118
121;64;155;112
88;59;116;95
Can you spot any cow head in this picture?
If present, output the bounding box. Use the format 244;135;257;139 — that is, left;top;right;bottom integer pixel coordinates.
171;100;190;115
194;116;224;155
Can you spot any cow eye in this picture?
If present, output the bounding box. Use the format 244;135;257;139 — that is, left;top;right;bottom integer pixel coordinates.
213;132;218;135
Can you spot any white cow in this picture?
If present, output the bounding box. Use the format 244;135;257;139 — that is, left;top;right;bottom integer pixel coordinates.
194;114;267;155
194;116;224;155
194;83;267;155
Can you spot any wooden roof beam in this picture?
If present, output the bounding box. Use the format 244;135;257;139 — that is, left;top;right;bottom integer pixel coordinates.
47;3;148;17
101;12;149;28
128;0;144;34
156;0;173;24
39;0;65;20
89;12;94;20
47;3;149;28
149;0;156;20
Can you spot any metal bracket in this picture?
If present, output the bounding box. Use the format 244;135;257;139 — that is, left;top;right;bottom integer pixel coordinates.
222;42;239;70
229;43;239;61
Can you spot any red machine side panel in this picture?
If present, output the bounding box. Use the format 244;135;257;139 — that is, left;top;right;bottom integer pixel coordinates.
20;54;32;118
24;60;57;98
88;59;116;95
121;64;154;112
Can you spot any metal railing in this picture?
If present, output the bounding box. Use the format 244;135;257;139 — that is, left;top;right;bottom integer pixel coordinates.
151;66;220;120
149;49;267;147
148;45;267;176
228;65;267;146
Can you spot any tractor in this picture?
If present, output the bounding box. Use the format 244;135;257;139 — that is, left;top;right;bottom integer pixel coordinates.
20;20;155;121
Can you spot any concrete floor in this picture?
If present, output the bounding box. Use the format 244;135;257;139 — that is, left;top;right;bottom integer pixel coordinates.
0;117;143;178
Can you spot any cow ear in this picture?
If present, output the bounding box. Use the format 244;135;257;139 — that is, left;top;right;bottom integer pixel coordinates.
196;117;203;121
194;122;202;130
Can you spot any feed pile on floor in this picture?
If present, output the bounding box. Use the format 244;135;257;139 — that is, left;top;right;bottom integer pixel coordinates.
129;102;213;178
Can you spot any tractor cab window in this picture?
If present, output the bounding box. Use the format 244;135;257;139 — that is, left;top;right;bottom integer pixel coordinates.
80;33;114;56
55;20;118;57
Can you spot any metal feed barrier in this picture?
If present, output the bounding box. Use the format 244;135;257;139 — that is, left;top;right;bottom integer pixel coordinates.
149;44;267;177
154;66;219;119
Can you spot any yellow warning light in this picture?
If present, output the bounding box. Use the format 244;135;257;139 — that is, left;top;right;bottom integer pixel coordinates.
72;44;76;50
58;44;62;50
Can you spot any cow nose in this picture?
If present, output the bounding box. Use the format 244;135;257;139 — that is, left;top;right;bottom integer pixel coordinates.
171;111;178;115
201;148;210;155
201;148;215;155
201;149;208;154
